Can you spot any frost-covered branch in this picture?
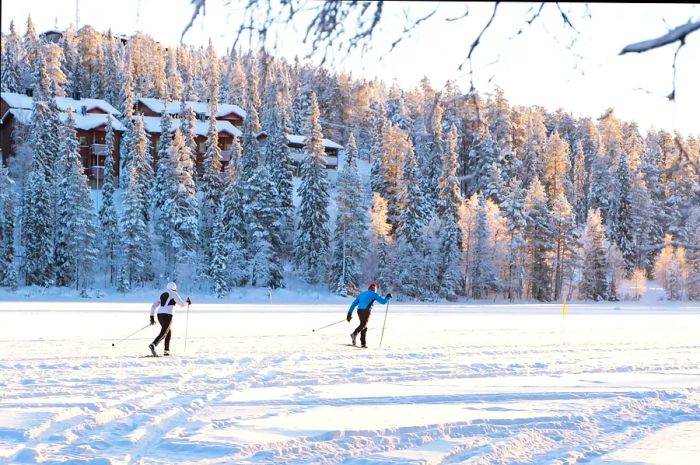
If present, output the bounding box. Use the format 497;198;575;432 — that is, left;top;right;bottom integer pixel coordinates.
619;20;700;55
620;20;700;102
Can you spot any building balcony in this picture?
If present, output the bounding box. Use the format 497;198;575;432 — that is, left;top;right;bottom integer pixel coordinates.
91;144;108;156
89;166;104;180
221;149;233;161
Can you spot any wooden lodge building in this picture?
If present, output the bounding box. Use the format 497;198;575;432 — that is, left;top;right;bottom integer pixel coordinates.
137;97;245;173
0;91;124;184
1;92;344;185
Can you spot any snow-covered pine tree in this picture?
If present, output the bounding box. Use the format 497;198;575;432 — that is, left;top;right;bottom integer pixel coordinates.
433;124;463;298
152;102;174;215
367;193;395;291
103;31;122;107
179;100;198;177
470;195;499;299
165;48;183;101
220;152;248;288
21;15;41;91
119;114;153;287
289;59;310;135
420;102;444;214
571;140;588;226
99;116;120;286
394;137;428;298
551;191;578;300
0;167;18;288
121;164;150;288
222;48;246;106
331;133;368;295
610;153;634;274
21;96;57;286
500;178;527;300
119;58;135;188
161;130;199;281
523;177;554;301
210;203;229;297
1;20;23;93
244;161;284;288
43;43;67;97
54;109;98;289
542;131;571;203
61;25;80;98
265;85;295;257
294;92;330;284
580;209;609;300
199;91;224;280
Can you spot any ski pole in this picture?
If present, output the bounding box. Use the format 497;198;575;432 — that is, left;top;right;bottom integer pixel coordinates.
312;319;346;333
379;301;390;348
183;302;190;353
111;324;151;347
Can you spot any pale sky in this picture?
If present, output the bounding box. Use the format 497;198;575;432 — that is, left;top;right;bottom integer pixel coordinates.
2;1;698;135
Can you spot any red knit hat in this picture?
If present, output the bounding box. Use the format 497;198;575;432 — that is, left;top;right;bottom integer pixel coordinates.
368;283;377;291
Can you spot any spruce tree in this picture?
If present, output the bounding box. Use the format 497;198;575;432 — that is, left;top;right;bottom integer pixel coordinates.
266;91;295;256
500;179;527;300
331;133;368;295
179;100;198;178
580;209;609;300
294;92;330;284
611;153;634;274
21;100;56;286
0;167;18;288
434;124;463;298
551;191;578;300
395;138;427;298
54;110;98;289
1;20;23;93
161;130;199;281
99;116;119;286
524;177;554;301
471;196;499;299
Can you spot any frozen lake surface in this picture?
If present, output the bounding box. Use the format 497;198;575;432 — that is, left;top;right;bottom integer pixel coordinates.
1;300;699;464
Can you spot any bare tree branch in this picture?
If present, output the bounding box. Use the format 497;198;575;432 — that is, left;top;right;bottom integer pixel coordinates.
459;1;500;93
620;20;700;55
181;0;207;43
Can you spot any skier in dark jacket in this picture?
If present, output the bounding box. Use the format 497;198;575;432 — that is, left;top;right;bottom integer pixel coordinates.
148;282;191;356
346;283;392;348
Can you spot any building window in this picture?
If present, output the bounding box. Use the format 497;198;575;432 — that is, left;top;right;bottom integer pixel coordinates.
79;136;88;146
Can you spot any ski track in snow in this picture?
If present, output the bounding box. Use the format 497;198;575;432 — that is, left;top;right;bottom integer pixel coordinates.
1;303;699;464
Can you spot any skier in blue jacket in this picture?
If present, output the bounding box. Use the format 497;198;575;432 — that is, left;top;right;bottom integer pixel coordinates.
346;283;392;347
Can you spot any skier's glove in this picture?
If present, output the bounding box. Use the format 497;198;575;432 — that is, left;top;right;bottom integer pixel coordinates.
186;297;192;305
150;315;155;325
386;293;393;299
346;313;352;322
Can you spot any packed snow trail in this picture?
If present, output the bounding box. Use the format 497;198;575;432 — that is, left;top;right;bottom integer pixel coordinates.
1;302;699;464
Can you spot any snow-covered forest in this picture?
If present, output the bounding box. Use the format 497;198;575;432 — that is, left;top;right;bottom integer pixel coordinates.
1;17;699;301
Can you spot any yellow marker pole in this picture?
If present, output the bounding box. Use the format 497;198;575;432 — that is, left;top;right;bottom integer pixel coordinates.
562;302;567;316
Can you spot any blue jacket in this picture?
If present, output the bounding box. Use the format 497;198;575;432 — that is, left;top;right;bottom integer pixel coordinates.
347;290;390;315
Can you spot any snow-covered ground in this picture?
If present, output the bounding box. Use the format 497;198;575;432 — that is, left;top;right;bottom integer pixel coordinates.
1;299;699;464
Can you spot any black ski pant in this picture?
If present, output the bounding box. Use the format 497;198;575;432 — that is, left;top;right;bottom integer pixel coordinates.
352;309;371;346
152;313;173;351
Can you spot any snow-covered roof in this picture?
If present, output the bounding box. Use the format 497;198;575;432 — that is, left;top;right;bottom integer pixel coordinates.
2;108;125;131
141;116;242;138
138;97;246;120
1;92;121;116
285;134;344;150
